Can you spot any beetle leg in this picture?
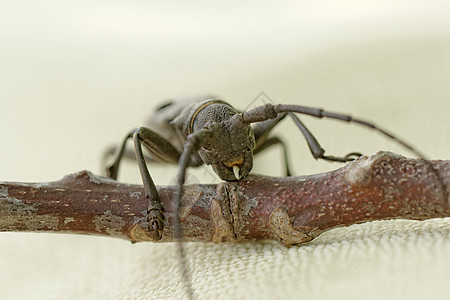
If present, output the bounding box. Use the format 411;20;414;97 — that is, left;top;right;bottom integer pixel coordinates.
132;130;163;240
106;127;182;240
250;109;362;171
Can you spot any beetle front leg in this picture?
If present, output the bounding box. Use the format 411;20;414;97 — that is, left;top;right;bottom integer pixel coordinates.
173;129;212;240
132;130;163;240
106;127;182;240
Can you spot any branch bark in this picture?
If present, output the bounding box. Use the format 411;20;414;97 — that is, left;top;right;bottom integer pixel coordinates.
0;151;449;246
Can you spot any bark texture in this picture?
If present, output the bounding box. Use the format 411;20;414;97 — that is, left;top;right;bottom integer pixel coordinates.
0;151;449;246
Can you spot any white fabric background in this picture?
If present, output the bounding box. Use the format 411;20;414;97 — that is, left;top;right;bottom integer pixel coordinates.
0;1;449;299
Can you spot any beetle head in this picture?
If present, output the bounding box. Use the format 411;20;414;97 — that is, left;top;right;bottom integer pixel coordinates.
198;114;255;181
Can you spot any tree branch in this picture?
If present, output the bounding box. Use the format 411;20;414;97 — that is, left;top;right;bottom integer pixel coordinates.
0;151;449;246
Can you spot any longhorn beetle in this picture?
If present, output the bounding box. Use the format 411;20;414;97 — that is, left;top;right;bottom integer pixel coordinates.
105;95;440;299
